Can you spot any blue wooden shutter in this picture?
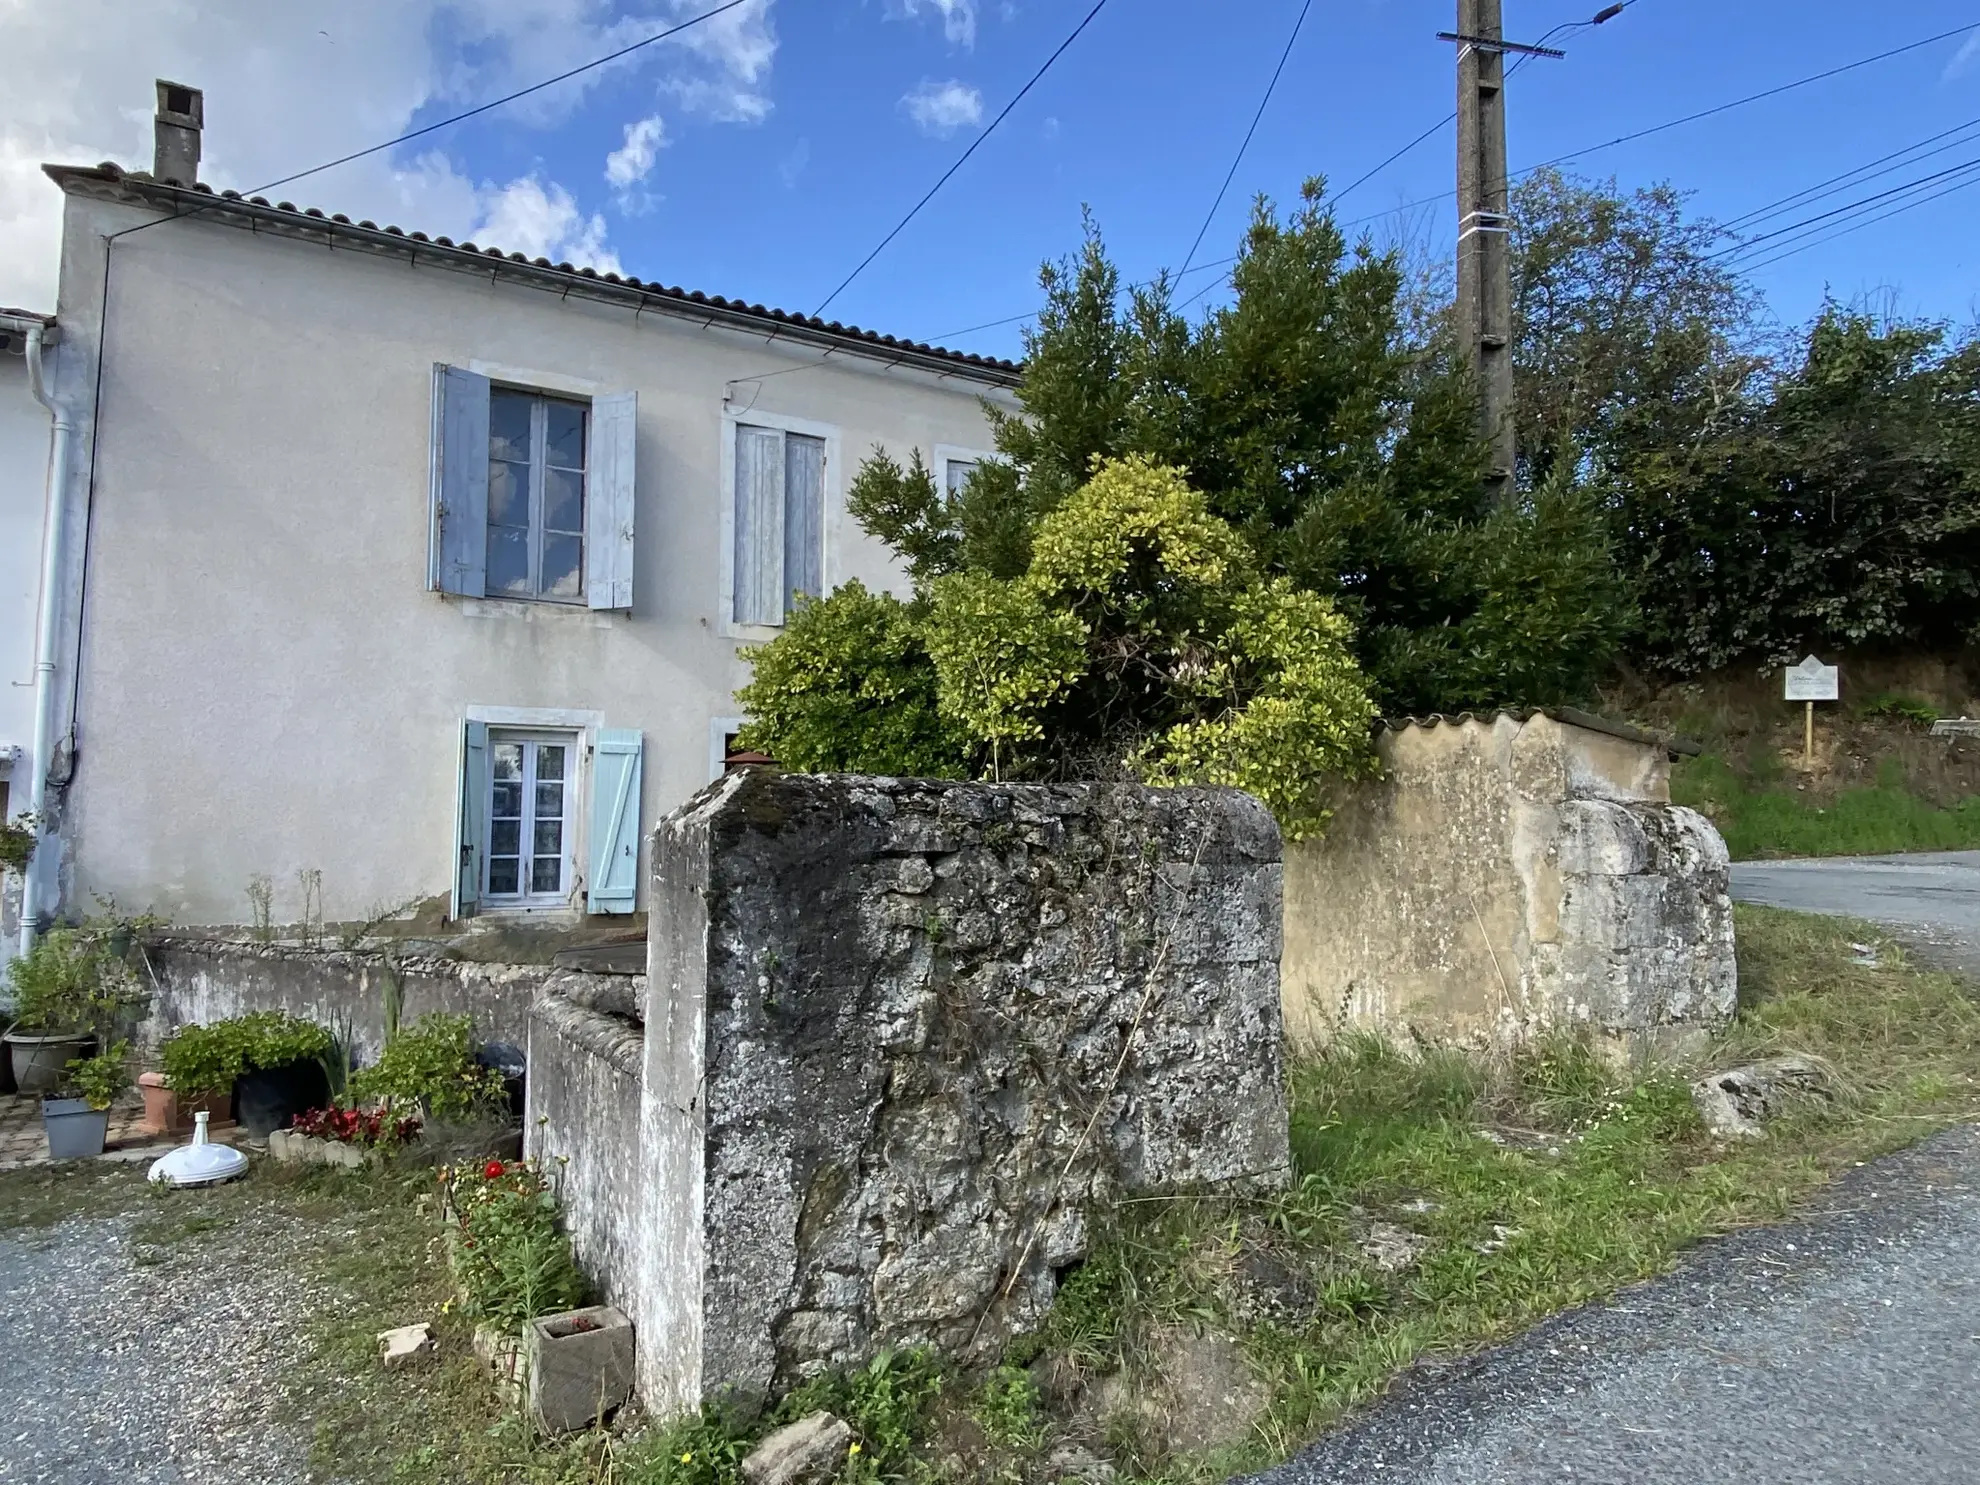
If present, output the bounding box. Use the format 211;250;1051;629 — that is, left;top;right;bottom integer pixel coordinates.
733;424;784;625
784;433;825;614
431;365;490;597
587;390;637;611
587;728;643;914
452;720;489;919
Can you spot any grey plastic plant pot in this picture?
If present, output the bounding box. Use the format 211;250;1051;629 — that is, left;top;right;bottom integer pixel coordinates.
41;1098;111;1160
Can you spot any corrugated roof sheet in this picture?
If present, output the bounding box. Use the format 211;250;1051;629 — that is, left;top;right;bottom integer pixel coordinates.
44;163;1021;386
1381;706;1701;757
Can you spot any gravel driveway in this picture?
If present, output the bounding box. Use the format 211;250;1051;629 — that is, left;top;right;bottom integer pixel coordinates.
1246;1123;1980;1485
0;1200;313;1485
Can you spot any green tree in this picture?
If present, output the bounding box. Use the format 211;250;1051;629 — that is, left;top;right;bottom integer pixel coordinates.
1621;310;1980;673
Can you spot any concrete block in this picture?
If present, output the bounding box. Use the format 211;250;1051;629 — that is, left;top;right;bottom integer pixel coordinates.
526;1305;634;1434
741;1411;853;1485
474;1322;527;1406
377;1322;433;1368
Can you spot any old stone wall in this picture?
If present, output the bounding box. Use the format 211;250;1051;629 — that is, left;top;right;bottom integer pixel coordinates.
1282;711;1735;1055
526;996;645;1319
139;936;639;1064
635;770;1289;1418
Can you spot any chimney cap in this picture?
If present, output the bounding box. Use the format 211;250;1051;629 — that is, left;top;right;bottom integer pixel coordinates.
156;80;202;126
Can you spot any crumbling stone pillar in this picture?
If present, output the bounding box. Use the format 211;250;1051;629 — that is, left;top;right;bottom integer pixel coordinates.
635;771;1288;1417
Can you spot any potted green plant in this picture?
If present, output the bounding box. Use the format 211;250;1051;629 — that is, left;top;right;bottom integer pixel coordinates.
43;1040;132;1160
3;927;146;1094
160;1011;334;1137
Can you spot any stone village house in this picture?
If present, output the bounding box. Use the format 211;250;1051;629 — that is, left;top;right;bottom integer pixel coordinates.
11;82;1015;945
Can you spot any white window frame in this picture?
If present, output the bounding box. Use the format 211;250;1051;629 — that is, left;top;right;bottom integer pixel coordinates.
719;407;842;641
484;729;579;908
485;388;591;606
463;705;603;918
934;443;1001;503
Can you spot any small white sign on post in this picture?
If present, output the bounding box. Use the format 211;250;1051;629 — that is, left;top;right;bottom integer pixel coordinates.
1784;655;1839;702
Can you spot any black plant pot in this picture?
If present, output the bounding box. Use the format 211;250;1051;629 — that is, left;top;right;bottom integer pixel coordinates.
233;1058;332;1137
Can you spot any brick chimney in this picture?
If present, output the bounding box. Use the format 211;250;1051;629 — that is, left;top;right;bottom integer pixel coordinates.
153;80;203;186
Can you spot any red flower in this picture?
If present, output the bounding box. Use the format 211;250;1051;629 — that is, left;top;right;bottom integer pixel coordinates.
483;1160;506;1180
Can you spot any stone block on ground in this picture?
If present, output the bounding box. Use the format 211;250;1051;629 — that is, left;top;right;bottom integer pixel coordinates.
526;1305;635;1434
1692;1055;1836;1140
474;1322;527;1405
741;1411;853;1485
377;1322;433;1368
267;1129;368;1168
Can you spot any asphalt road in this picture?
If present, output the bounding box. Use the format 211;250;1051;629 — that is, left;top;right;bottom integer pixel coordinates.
1730;849;1980;977
1252;851;1980;1485
1248;1125;1980;1485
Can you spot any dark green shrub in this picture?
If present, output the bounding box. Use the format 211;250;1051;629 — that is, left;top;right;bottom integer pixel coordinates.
348;1013;505;1122
160;1011;334;1098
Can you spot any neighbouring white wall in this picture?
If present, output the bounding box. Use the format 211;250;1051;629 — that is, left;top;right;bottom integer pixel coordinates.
1;343;52;969
47;190;1008;927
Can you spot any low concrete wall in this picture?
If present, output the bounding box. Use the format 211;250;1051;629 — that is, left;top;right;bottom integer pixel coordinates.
526;996;645;1319
1283;711;1735;1055
635;770;1289;1418
139;936;639;1064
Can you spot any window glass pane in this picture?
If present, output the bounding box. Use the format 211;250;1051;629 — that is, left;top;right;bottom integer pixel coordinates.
535;782;564;821
784;433;825;615
946;459;978;497
487;526;531;596
492;782;522;821
531;855;562;894
490;818;520;855
488;858;520;895
544;468;584;535
533;816;563;856
546;402;587;469
490;392;533;462
489;459;529;526
492;744;524;783
542;534;582;600
536;745;566;782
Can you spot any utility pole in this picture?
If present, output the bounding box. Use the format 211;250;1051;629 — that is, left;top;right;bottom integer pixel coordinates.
1441;7;1562;501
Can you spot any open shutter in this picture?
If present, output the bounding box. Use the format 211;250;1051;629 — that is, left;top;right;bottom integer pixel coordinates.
431;365;490;597
587;728;643;914
587;390;637;611
784;433;825;612
732;424;784;625
451;720;489;919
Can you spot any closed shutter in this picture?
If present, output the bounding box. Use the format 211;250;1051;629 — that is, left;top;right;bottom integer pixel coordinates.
784;433;825;611
452;720;489;919
587;390;637;611
587;728;643;914
431;366;491;597
733;424;785;625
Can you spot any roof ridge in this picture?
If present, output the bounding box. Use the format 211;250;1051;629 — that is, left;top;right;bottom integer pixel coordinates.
43;163;1021;384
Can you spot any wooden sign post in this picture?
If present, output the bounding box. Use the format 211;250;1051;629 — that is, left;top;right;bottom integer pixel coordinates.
1784;655;1839;765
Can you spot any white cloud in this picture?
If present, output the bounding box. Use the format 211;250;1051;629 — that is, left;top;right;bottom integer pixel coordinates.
1945;29;1980;81
890;0;977;49
473;175;621;272
605;113;667;190
0;0;779;309
902;79;983;137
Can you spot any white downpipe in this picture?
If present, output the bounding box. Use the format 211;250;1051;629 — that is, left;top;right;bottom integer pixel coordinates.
20;324;74;956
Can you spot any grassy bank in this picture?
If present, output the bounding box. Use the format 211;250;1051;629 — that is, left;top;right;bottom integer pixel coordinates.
6;906;1974;1485
1673;754;1980;859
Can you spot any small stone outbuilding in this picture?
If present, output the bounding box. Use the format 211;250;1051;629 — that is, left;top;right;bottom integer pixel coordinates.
1282;709;1735;1055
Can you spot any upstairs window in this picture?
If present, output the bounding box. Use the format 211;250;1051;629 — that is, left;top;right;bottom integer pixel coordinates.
731;420;827;628
488;391;587;603
430;366;637;611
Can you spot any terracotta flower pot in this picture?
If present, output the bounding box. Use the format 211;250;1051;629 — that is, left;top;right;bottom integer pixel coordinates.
137;1071;233;1136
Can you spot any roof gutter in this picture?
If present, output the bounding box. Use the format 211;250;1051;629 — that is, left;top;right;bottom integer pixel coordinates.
20;322;72;955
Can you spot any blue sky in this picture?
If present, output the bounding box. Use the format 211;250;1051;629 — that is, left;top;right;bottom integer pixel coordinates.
6;1;1978;356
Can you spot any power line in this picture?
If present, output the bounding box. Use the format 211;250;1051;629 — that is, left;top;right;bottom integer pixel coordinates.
1177;0;1315;281
812;0;1114;319
1716;154;1980;266
1716;115;1980;235
931;14;1978;346
1737;170;1980;275
244;0;755;198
